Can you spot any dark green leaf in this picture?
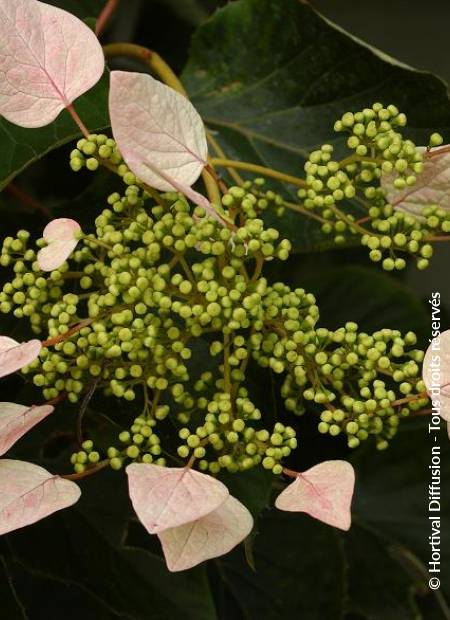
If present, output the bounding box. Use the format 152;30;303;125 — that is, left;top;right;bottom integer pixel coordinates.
219;468;273;521
45;0;105;20
217;512;346;620
4;558;123;620
0;72;110;191
343;525;420;619
7;471;217;620
156;0;208;26
183;0;450;249
352;417;450;604
297;264;430;343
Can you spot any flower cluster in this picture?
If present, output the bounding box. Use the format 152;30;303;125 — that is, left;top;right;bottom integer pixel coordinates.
0;141;429;477
288;103;450;270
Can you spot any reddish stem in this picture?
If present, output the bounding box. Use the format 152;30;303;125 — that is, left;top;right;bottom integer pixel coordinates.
6;183;51;219
410;408;432;417
45;392;67;407
425;235;450;242
391;392;428;408
41;318;93;348
354;215;371;226
66;104;90;139
282;467;300;479
61;460;109;481
96;0;119;37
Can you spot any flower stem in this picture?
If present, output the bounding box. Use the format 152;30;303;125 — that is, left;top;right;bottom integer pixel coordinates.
66;104;90;139
96;0;118;37
282;467;299;479
206;132;244;185
282;200;328;224
61;460;109;481
42;318;93;348
425;235;450;242
103;43;188;96
6;183;51;219
210;158;307;188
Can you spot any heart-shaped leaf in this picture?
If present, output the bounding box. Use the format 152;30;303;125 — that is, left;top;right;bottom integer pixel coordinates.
0;459;81;535
0;0;104;128
0;337;41;378
422;328;450;421
126;463;229;533
381;146;450;216
275;460;355;531
0;402;54;456
109;70;208;192
158;495;253;572
37;218;81;271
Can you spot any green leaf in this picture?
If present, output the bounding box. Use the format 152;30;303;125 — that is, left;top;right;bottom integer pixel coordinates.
0;72;110;191
296;264;430;343
352;417;450;603
219;468;273;522
217;512;346;619
182;0;450;249
156;0;209;26
3;557;124;620
45;0;105;19
343;525;421;619
6;471;217;620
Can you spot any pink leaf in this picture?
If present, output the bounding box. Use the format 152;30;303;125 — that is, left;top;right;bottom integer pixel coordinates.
37;218;81;271
143;159;227;226
0;402;53;456
275;460;355;531
0;0;104;128
158;495;253;572
109;71;208;192
126;463;229;533
381;146;450;217
0;459;81;535
422;329;450;421
0;336;41;378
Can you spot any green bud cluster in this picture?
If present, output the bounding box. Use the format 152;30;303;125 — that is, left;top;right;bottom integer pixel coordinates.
176;381;297;475
70;134;124;174
0;132;430;475
290;103;449;269
273;323;427;449
361;203;437;271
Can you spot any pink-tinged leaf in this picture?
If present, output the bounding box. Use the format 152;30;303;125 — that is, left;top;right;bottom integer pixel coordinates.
0;459;81;535
0;402;53;456
422;329;450;421
109;71;208;192
143;159;227;226
158;495;253;572
0;337;41;379
275;460;355;531
126;463;229;533
381;146;450;217
0;0;104;128
37;218;81;271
